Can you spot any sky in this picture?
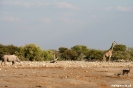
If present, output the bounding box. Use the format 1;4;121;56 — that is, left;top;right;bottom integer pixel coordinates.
0;0;133;50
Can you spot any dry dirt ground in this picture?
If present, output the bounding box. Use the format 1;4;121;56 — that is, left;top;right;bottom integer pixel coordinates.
0;61;133;88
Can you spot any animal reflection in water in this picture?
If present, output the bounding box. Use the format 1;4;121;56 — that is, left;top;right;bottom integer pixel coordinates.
1;55;20;65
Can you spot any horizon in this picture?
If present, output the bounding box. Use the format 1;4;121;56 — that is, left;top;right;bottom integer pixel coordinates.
0;42;130;51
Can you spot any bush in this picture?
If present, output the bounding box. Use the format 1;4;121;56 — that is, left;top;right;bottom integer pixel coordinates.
112;51;132;61
42;50;54;61
0;44;19;60
85;49;104;61
23;44;43;61
1;43;133;61
71;45;88;60
114;44;126;51
63;49;78;60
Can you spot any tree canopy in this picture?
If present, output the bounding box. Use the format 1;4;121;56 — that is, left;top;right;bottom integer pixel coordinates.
0;43;132;61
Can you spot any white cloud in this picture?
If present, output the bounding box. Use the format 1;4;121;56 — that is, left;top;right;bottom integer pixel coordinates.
1;16;20;22
60;17;84;25
54;2;78;10
39;17;52;23
1;1;77;9
117;6;132;12
1;1;33;7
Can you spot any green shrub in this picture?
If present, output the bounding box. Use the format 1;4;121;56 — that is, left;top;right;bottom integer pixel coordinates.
86;49;104;61
112;51;132;61
114;44;126;51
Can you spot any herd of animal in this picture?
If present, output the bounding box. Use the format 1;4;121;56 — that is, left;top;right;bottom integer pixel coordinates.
0;41;131;79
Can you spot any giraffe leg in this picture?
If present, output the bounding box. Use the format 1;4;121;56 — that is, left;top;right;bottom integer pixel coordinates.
103;55;106;62
108;56;111;63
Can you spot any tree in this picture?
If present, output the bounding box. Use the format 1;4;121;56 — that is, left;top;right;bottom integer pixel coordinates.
86;49;104;61
23;44;43;61
112;45;133;61
58;47;68;60
15;46;25;61
77;53;86;61
127;47;133;61
71;45;88;60
63;49;78;60
127;47;133;52
112;51;132;61
0;44;20;59
71;45;88;54
6;44;20;55
59;47;68;53
114;44;126;51
42;50;53;61
0;44;6;58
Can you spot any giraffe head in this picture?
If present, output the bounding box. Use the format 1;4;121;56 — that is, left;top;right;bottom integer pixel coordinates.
113;41;117;45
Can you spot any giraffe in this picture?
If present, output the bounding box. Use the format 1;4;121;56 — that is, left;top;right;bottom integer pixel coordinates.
103;41;117;62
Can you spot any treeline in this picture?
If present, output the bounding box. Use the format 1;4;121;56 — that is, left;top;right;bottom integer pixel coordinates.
0;44;133;61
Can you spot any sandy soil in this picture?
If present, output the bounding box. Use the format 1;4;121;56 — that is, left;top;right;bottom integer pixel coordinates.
0;61;133;88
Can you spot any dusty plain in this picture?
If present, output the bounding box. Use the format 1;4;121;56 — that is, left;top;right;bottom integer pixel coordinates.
0;61;133;88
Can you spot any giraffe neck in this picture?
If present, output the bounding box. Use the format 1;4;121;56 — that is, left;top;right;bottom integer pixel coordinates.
109;43;114;52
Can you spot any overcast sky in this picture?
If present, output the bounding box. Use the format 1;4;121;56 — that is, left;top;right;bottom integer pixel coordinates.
0;0;133;50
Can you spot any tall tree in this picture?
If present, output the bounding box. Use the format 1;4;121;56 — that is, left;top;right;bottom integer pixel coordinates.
63;49;78;60
23;44;43;61
114;44;126;51
42;50;53;61
71;45;88;60
59;47;68;60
